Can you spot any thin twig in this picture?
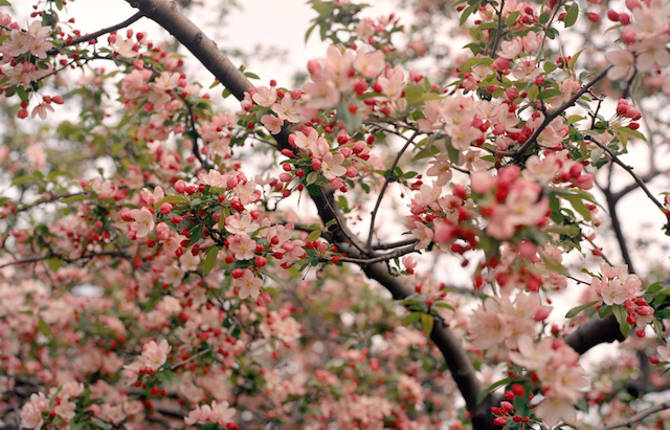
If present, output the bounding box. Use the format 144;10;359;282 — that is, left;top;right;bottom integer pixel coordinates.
366;130;420;250
488;0;506;57
508;66;611;161
47;12;144;55
170;347;212;370
372;238;418;250
330;244;419;265
603;400;670;430
0;249;130;269
586;135;665;212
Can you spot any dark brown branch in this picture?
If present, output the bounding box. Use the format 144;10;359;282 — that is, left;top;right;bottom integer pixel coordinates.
488;0;506;57
361;261;494;430
611;169;661;203
565;313;624;355
126;2;494;428
507;66;611;161
331;243;419;265
373;238;419;250
0;249;130;269
47;12;144;55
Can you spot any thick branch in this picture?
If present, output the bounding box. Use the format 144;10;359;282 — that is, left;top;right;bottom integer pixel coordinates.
126;2;494;428
565;313;624;355
361;262;494;430
127;0;251;100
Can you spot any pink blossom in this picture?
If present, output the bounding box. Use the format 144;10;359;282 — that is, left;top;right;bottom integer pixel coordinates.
261;114;283;134
139;339;170;370
378;67;406;100
234;269;262;300
252;86;277;107
354;49;385;78
129;207;155;238
227;233;256;260
605;49;635;80
20;393;48;429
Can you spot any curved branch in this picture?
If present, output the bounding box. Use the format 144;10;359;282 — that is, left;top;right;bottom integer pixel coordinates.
126;2;494;428
126;0;252;100
586;135;665;213
361;262;494;430
367;130;419;249
603;400;670;430
503;66;612;161
47;12;144;55
565;313;624;355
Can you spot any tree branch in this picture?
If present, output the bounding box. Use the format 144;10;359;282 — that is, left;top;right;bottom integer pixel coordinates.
505;66;611;161
603;400;670;430
565;313;624;355
366;130;419;250
125;2;494;428
586;135;665;213
47;12;144;55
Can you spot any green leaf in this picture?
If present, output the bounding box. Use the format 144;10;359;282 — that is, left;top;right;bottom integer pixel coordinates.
618;126;647;142
0;0;12;6
47;258;64;272
434;302;455;311
477;377;512;405
404;84;424;105
556;190;593;221
539;89;562;100
37;317;53;337
403;312;421;325
160;195;189;205
309;0;330;15
460;3;477;25
421;313;434;335
540;255;569;276
612;305;632;337
564;3;579;27
539;11;550;24
12;175;34;186
304;22;318;43
244;71;260;80
63;194;86;204
307;230;321;242
201;247;218;275
543;61;557;74
445;139;460;164
565;300;598;318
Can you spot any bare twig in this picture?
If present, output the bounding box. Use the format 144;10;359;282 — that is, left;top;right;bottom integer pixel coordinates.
366;130;419;250
331;243;419;265
170;347;212;370
0;249;130;269
47;12;144;55
489;0;506;57
586;135;665;213
508;66;611;161
372;238;419;250
603;400;670;430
